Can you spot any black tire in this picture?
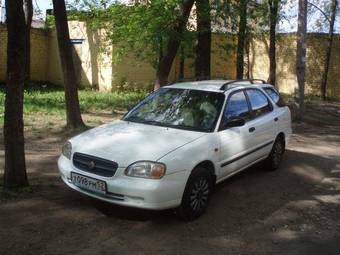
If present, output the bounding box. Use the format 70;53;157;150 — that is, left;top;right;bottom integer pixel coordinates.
176;167;213;221
265;136;285;171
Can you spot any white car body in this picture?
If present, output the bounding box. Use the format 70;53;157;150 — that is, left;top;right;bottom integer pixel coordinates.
58;80;292;211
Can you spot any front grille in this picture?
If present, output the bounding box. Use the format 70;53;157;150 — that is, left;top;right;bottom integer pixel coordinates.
72;152;118;177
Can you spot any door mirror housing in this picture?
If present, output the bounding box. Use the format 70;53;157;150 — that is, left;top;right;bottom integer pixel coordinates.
221;117;245;130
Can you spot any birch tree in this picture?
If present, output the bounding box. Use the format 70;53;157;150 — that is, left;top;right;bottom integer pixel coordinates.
296;0;308;118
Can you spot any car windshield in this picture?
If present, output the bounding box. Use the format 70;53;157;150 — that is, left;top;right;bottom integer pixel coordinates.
123;88;225;132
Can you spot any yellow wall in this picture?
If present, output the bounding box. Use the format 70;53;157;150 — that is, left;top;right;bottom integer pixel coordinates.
211;33;237;79
30;29;49;81
0;25;8;81
1;22;340;97
47;30;63;86
0;25;49;82
0;22;244;91
249;33;340;97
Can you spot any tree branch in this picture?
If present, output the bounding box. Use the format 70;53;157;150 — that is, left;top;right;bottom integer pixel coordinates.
307;1;331;23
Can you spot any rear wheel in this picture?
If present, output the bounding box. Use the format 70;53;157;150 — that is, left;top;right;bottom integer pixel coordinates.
176;167;213;221
265;136;285;171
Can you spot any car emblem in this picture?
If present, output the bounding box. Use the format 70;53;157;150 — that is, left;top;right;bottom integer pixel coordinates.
88;161;95;170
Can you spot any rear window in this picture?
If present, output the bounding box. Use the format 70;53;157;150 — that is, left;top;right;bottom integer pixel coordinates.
264;87;280;103
264;87;286;107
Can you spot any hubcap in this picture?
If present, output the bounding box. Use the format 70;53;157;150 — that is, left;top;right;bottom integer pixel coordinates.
190;178;209;212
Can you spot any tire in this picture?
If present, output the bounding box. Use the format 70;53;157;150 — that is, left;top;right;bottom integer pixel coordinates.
265;136;285;171
176;167;213;221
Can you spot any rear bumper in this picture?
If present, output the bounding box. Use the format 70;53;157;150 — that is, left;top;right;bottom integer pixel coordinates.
58;155;189;210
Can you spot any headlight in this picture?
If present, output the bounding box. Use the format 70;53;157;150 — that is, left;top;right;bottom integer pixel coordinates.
62;141;72;159
125;161;166;179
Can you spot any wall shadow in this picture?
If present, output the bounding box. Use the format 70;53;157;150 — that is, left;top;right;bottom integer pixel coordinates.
85;22;99;90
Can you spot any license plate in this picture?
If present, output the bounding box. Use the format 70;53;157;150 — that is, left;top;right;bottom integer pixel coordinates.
71;172;106;194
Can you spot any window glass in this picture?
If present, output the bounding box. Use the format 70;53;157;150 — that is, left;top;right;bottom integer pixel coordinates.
246;89;272;118
124;88;225;132
224;91;250;120
264;88;280;103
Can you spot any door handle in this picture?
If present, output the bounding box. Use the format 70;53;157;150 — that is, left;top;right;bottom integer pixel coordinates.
249;127;256;133
274;117;279;122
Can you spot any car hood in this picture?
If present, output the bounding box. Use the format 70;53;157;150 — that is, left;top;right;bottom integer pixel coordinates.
70;120;206;167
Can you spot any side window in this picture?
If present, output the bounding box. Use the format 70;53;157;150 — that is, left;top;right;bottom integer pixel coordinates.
246;89;272;118
264;87;286;107
264;87;280;104
224;91;251;120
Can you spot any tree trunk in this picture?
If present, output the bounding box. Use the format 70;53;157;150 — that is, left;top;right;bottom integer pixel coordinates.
245;33;251;79
23;0;33;83
52;0;84;128
3;0;28;188
320;0;337;100
195;0;211;79
295;0;307;119
267;0;279;86
154;0;195;90
158;36;163;67
179;45;185;80
236;0;248;79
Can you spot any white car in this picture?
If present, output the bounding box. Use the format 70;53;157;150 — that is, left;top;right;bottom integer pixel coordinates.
58;79;292;220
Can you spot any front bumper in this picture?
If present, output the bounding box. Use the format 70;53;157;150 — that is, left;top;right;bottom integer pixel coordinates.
58;155;190;210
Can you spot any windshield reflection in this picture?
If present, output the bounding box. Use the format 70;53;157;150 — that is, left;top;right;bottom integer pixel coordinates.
123;88;225;132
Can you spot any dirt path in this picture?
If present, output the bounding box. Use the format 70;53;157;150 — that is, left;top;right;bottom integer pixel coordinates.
0;102;340;255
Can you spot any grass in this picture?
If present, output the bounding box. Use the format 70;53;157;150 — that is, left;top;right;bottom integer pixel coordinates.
0;83;150;124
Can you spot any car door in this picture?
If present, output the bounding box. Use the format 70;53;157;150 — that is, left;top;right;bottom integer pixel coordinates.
244;88;277;163
218;90;253;179
263;86;292;139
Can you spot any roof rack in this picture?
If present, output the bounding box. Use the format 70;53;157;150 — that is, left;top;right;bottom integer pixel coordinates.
220;79;266;90
168;76;229;85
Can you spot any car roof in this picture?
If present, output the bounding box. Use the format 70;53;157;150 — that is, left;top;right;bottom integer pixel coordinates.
163;80;275;93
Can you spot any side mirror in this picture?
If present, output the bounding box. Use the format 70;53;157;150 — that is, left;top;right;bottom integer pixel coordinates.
222;117;245;129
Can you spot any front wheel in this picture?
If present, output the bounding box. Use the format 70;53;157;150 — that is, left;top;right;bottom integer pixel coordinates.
265;136;285;171
176;167;213;221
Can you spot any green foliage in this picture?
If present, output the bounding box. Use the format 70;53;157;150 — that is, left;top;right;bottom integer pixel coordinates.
46;14;55;29
212;0;237;32
68;1;196;70
68;0;116;10
212;0;287;34
307;0;339;33
105;1;194;68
